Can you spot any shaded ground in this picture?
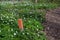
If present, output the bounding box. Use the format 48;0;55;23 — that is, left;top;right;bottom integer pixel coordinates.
43;8;60;40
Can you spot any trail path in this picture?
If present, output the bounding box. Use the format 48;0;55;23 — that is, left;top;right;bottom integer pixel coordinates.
43;8;60;40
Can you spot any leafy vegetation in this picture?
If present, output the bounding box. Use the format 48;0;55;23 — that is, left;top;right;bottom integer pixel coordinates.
0;1;59;40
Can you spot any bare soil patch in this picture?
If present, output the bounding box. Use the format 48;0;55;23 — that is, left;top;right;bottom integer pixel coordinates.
43;8;60;40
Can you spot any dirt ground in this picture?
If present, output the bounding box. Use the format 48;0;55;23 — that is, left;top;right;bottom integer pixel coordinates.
43;7;60;40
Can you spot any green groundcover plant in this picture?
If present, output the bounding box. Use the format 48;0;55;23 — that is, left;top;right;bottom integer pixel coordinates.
0;12;46;40
1;1;58;40
0;18;46;40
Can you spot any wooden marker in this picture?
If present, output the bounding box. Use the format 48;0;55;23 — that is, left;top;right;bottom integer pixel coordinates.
18;19;24;31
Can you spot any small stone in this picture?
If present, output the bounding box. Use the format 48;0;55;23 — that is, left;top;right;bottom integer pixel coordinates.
47;27;49;30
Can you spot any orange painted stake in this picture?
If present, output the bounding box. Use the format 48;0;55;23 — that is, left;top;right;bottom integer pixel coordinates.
18;19;24;31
